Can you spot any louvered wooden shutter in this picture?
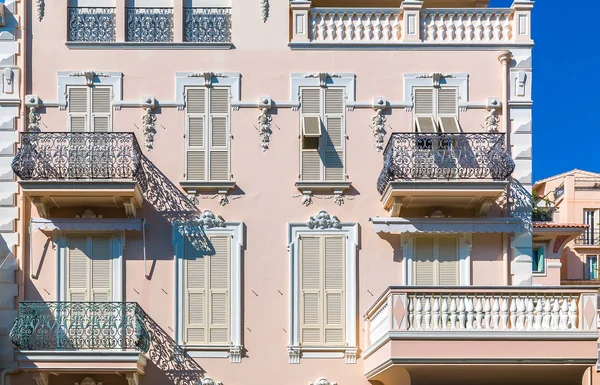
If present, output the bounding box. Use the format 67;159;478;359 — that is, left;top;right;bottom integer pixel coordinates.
184;239;206;344
300;88;322;181
414;88;436;133
67;236;89;301
324;236;345;345
91;87;111;132
91;236;112;301
208;235;230;344
186;88;207;180
209;88;230;181
300;236;322;345
437;237;459;285
68;87;89;132
324;88;344;181
437;88;460;133
415;237;435;285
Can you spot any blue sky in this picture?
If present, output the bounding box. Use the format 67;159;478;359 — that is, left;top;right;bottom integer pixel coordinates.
490;0;597;182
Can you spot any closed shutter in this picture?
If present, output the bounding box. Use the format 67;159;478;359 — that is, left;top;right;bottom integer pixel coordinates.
300;88;322;181
184;239;206;344
415;237;435;286
324;88;344;181
186;88;207;180
437;88;460;133
209;88;230;181
91;87;111;132
68;87;88;133
414;88;436;133
67;237;89;301
437;237;459;285
324;236;344;345
208;235;230;344
91;237;112;301
300;236;322;345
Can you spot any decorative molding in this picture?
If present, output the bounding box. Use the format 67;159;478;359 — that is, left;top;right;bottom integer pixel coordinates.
260;0;269;22
197;210;226;229
307;211;342;230
125;373;140;385
187;71;228;86
32;197;49;218
175;72;241;111
415;72;454;88
69;71;110;87
483;108;500;133
142;107;157;151
257;106;272;151
288;347;301;364
310;378;337;385
76;209;102;219
33;373;48;385
75;377;103;385
403;72;468;112
37;0;45;21
290;72;355;110
371;97;387;152
553;235;570;254
201;378;222;385
123;198;137;218
304;72;342;87
345;348;358;364
57;71;123;110
230;345;242;363
27;106;41;132
301;192;312;206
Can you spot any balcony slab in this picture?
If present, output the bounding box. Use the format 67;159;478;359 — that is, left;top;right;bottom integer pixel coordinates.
16;351;147;374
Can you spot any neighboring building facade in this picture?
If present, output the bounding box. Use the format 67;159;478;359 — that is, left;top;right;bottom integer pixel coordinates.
2;1;598;385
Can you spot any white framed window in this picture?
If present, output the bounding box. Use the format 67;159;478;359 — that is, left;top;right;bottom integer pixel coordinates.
173;216;243;362
583;209;599;245
532;244;545;275
299;87;345;182
288;215;358;364
413;87;460;133
402;233;471;286
585;255;598;280
67;86;112;132
185;86;231;182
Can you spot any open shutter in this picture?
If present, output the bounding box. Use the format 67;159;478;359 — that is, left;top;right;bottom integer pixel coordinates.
91;236;112;301
68;87;89;132
185;239;207;344
67;236;90;301
209;88;230;181
186;88;207;180
437;237;459;285
414;88;436;133
324;236;345;345
300;236;322;345
300;88;322;181
324;88;344;181
91;87;111;132
437;88;460;133
415;237;435;285
208;235;230;344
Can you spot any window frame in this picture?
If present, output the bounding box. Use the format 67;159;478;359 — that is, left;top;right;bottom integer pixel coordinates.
66;85;113;132
287;220;358;364
412;86;459;133
173;220;244;362
531;244;546;276
585;255;598;280
413;235;460;286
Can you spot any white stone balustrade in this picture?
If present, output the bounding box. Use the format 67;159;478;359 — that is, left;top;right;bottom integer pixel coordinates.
365;288;598;346
422;9;512;43
310;9;402;43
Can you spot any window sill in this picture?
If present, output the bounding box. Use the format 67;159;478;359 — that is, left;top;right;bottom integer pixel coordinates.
288;345;357;364
181;344;242;363
295;181;352;194
65;42;233;50
179;180;236;195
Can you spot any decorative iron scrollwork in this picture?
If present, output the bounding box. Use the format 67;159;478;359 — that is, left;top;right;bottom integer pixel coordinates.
126;7;174;42
184;7;231;43
68;7;116;42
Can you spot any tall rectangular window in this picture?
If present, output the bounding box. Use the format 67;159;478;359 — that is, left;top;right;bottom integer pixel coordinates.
66;236;112;302
413;87;459;133
299;88;345;182
584;209;598;245
532;246;545;275
299;235;345;346
585;255;598;280
185;87;231;181
414;236;459;286
67;86;112;132
183;234;231;345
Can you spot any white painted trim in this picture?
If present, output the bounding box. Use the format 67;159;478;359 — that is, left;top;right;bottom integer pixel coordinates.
56;71;123;110
301;351;345;359
172;221;244;362
287;221;359;363
403;72;469;111
290;73;356;110
402;234;471;286
532;243;547;276
175;72;241;110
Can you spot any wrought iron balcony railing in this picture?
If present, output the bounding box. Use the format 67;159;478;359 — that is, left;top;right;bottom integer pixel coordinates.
184;7;232;43
575;235;600;246
68;7;116;42
126;7;174;42
9;301;151;352
376;133;515;194
11;132;143;181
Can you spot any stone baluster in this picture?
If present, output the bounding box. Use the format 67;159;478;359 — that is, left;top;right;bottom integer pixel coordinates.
542;296;551;330
426;15;436;41
458;297;466;330
317;15;326;41
502;13;511;41
310;14;317;40
336;14;345;41
509;296;517;329
415;296;423;330
500;296;509;329
326;14;336;40
475;295;483;329
392;14;400;41
484;296;491;329
484;14;493;41
450;297;458;330
526;297;534;330
475;13;484;41
408;296;415;329
382;13;391;41
516;296;525;330
466;13;474;41
559;297;569;330
441;297;449;330
456;13;465;41
372;13;381;41
534;296;543;330
551;297;560;330
466;296;474;330
491;296;500;329
424;297;432;330
438;13;447;41
347;14;355;41
432;296;440;330
448;13;456;41
365;15;374;41
356;14;365;41
569;297;578;330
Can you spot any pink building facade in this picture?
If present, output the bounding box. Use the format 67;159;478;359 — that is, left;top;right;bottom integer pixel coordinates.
0;1;598;385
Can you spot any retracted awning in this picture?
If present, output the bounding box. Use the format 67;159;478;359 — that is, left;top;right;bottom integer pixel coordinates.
31;218;143;232
370;217;525;234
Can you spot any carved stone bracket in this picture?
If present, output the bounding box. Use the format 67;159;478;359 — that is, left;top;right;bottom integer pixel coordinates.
371;97;387;152
26;95;41;132
37;0;45;21
288;347;300;364
142;104;157;151
201;378;223;385
256;96;273;151
260;0;269;22
416;72;455;88
307;211;342;229
310;378;337;385
483;108;500;133
68;71;110;86
476;198;495;217
187;72;228;87
75;377;103;385
345;348;357;364
304;72;342;88
125;374;140;385
197;210;226;229
76;209;102;219
230;345;242;363
32;197;49;218
33;373;48;385
301;193;313;206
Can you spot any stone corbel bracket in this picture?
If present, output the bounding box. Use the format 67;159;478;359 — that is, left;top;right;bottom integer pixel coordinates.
256;96;273;151
371;97;387;152
25;94;41;132
141;95;157;151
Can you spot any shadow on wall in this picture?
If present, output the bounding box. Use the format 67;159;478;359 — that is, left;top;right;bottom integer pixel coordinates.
509;178;532;233
562;246;585;280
